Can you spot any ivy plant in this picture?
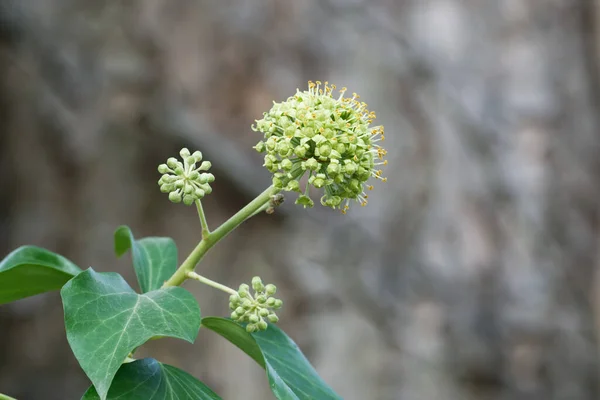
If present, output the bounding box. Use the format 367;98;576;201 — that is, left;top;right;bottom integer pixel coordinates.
0;81;387;400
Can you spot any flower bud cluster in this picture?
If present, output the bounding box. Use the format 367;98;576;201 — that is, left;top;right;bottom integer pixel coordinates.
229;276;282;332
252;81;387;213
157;148;215;205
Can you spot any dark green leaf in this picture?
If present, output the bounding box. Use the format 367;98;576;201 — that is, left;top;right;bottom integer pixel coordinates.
62;269;201;400
202;317;341;400
81;358;221;400
0;246;81;304
114;225;178;292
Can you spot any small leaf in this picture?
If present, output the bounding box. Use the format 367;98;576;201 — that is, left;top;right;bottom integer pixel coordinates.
81;358;221;400
202;317;342;400
114;225;177;292
62;269;201;400
0;246;81;304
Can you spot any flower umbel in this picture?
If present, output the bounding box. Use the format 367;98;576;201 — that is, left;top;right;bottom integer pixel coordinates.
158;148;215;205
229;277;282;332
252;81;387;213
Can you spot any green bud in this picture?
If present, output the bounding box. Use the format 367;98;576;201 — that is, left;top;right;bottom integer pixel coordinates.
265;284;276;295
256;295;267;304
174;166;185;175
199;161;212;171
246;324;257;333
235;307;245;315
194;188;205;198
285;180;300;192
192;151;203;162
318;143;332;157
249;314;260;324
158;164;170;174
303;158;319;171
259;308;270;317
326;161;341;176
257;320;268;331
273;176;284;189
231;311;239;319
266;137;277;151
169;192;182;203
239;283;250;293
252;276;264;291
230;294;241;305
344;161;357;175
294;145;307;158
267;314;279;323
311;173;327;189
167;158;180;169
254;141;266;153
160;184;172;193
272;299;283;309
281;158;293;171
266;298;276;307
180;148;191;158
183;195;195;205
242;299;253;310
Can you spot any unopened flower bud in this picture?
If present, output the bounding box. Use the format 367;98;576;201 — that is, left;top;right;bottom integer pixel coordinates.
259;308;270;317
265;284;276;296
180;148;191;158
257;320;268;331
252;276;264;292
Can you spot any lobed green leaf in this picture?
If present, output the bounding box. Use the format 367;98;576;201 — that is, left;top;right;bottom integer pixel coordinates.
114;225;178;293
61;269;201;400
202;317;342;400
0;246;81;304
81;358;221;400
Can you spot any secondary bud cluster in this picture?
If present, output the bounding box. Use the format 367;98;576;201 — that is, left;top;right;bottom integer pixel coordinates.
157;148;215;205
229;277;282;332
252;81;388;214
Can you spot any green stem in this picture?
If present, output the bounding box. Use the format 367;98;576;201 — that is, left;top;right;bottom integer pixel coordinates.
162;185;279;288
0;393;17;400
250;202;270;218
187;271;237;295
196;199;210;238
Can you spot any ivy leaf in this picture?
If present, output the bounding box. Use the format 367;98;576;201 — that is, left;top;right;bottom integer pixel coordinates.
61;269;201;400
0;246;81;304
81;358;221;400
114;225;177;292
202;317;342;400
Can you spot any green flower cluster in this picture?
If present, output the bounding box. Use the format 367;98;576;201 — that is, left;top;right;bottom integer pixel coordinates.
157;148;215;205
229;277;282;332
252;81;387;213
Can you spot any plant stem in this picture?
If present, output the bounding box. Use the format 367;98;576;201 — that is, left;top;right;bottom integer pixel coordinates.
196;199;210;238
0;393;17;400
250;202;270;218
187;271;238;295
162;185;279;288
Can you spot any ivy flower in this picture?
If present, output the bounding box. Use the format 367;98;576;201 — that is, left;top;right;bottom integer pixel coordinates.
157;148;215;205
252;81;387;213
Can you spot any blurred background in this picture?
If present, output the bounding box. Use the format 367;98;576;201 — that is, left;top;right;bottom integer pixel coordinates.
1;0;600;399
